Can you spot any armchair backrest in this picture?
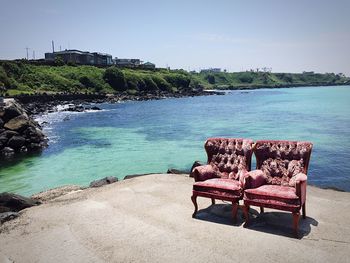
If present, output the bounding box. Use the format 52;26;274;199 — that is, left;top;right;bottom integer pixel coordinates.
204;138;254;179
254;140;313;185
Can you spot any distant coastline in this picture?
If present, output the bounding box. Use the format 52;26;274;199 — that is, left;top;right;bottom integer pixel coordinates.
1;60;349;99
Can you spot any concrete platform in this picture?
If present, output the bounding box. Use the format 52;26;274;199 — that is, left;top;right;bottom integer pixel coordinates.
1;174;349;262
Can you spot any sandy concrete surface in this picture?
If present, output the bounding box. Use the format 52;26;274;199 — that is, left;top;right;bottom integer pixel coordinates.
0;174;349;263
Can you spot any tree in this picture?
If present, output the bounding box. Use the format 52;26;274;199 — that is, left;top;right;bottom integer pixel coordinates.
238;72;253;83
206;74;215;84
103;67;126;91
54;56;65;66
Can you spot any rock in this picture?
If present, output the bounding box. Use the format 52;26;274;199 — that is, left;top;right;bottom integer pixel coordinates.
0;130;19;139
27;143;43;151
0;147;15;158
64;105;85;112
0;135;8;146
4;115;31;132
89;176;118;188
0;211;19;224
7;135;26;150
23;127;45;143
19;146;28;153
0;104;23;122
189;161;204;177
31;185;83;202
0;192;40;212
63;116;70;121
90;106;101;111
167;168;187;174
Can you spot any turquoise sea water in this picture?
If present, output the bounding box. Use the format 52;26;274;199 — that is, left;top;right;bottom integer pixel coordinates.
0;86;349;195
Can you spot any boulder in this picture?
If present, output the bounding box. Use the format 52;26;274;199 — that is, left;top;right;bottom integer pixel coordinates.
0;130;19;139
90;106;101;111
4;115;30;132
0;135;8;146
27;143;44;151
0;211;19;224
7;135;26;150
89;176;118;188
0;104;23;122
0;147;15;158
0;192;41;212
167;168;188;174
23;127;45;143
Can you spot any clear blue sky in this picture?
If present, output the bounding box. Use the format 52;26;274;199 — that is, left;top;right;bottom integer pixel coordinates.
1;0;349;75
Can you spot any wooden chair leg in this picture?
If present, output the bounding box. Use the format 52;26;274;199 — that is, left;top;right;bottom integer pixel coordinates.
260;207;264;214
243;204;250;227
302;203;306;219
211;198;215;205
232;202;238;224
191;195;198;218
292;212;300;237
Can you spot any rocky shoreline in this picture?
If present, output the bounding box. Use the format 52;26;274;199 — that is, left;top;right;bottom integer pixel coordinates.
0;99;48;159
14;90;221;116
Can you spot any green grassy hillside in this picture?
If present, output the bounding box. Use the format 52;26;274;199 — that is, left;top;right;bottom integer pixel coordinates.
192;71;350;90
0;60;349;96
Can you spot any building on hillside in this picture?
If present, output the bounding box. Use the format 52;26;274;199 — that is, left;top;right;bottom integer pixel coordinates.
200;68;221;73
92;52;113;66
141;62;156;69
45;50;94;64
45;50;113;66
115;58;142;67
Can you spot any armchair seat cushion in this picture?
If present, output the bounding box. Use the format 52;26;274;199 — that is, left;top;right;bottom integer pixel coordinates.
193;178;242;200
244;185;300;212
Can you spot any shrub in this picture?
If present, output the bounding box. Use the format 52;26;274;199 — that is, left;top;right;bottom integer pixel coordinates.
55;57;65;66
103;67;126;91
206;74;215;84
143;76;158;92
164;74;191;89
238;73;253;83
151;75;171;91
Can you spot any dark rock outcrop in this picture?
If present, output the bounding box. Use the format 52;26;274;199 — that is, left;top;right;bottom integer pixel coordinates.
0;211;19;224
7;135;26;150
0;99;47;159
89;176;118;188
0;192;41;213
167;168;188;174
1;147;15;158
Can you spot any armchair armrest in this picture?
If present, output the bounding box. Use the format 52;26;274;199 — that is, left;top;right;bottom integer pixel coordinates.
242;169;267;189
294;173;308;205
191;165;218;182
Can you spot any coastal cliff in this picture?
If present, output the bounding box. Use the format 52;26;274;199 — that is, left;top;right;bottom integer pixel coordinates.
0;99;47;158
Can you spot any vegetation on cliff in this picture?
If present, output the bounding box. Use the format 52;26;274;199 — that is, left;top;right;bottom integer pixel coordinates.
0;60;349;96
193;70;349;90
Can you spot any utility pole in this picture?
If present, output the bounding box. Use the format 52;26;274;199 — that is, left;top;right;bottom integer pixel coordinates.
32;50;35;60
25;47;30;60
52;40;55;53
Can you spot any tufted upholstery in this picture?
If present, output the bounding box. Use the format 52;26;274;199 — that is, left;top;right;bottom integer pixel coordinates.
191;138;254;222
192;138;254;181
254;140;313;186
243;140;313;236
244;185;300;212
193;178;242;200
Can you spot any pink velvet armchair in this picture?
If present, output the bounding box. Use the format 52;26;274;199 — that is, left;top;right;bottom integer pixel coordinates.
191;138;254;222
242;140;313;236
